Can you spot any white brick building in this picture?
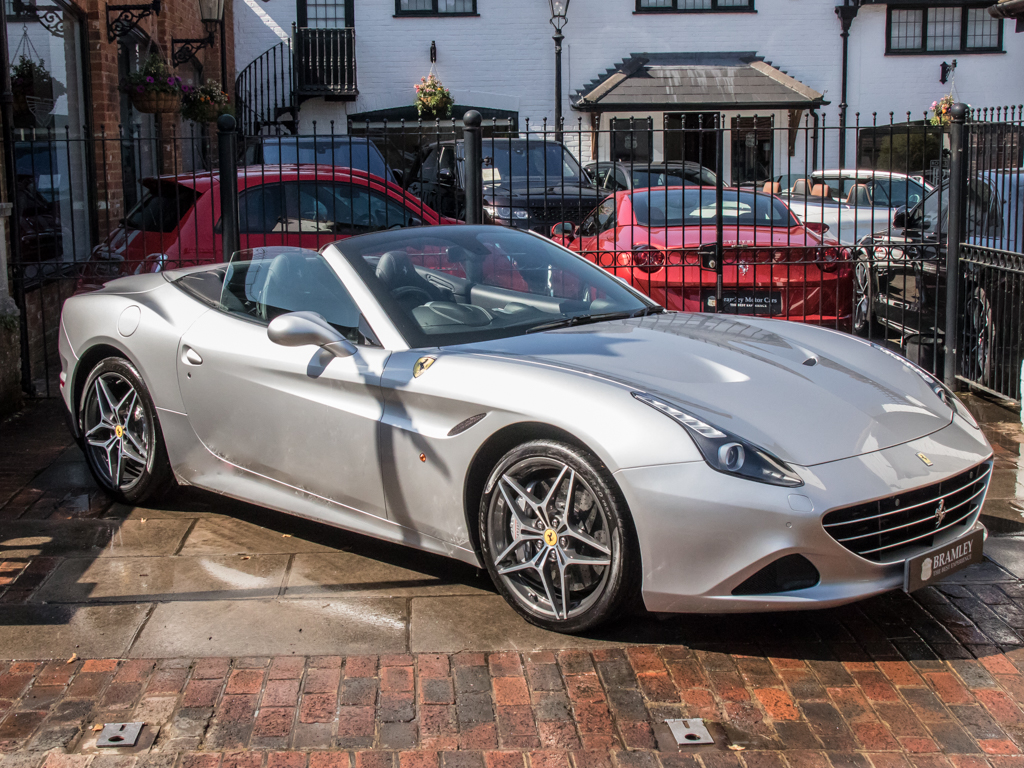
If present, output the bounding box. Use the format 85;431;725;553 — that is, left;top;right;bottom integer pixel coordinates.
233;0;1024;178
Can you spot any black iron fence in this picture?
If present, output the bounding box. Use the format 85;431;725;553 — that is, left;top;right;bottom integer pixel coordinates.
6;104;1024;403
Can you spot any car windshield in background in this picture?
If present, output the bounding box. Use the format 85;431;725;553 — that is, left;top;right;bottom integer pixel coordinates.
631;189;798;228
336;226;652;347
631;168;717;188
483;143;585;185
261;138;392;181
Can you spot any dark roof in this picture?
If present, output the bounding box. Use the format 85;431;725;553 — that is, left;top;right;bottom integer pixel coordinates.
573;52;828;112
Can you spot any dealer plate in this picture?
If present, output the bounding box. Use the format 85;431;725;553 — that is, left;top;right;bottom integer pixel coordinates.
903;528;984;592
702;290;782;315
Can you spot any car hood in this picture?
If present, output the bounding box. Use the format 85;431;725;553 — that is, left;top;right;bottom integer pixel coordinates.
454;313;954;467
485;181;602;203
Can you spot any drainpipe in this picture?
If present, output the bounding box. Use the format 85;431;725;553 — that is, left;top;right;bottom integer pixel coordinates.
835;0;859;170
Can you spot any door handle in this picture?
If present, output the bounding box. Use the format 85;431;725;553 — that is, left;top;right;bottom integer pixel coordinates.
182;347;203;366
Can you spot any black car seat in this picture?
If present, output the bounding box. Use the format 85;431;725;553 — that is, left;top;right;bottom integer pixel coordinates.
375;250;455;307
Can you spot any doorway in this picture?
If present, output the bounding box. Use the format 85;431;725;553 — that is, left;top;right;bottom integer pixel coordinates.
664;112;718;174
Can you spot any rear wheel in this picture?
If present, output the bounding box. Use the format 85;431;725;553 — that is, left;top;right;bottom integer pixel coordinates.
852;252;878;337
479;440;638;633
79;357;173;504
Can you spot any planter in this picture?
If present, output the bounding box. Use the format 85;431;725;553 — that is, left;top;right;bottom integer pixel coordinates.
183;103;223;123
131;91;181;114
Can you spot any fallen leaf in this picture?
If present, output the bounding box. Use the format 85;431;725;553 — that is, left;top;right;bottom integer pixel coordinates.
139;518;147;522
728;745;745;752
282;534;291;538
66;653;78;664
92;724;103;732
240;556;251;560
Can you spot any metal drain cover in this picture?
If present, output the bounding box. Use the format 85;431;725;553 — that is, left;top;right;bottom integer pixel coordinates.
96;722;144;748
666;718;714;746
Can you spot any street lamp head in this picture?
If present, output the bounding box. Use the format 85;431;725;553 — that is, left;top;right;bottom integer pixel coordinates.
549;0;569;31
197;0;225;24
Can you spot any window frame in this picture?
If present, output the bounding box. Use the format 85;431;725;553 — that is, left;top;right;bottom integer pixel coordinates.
394;0;478;17
634;0;756;14
885;4;1003;55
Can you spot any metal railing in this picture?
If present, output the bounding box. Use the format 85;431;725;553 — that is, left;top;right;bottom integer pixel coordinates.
6;105;1024;404
293;27;357;99
235;40;294;136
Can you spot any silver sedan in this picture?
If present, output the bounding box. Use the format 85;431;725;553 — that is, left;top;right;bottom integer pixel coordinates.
58;225;993;633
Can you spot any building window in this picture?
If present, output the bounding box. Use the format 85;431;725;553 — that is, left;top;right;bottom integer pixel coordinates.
395;0;477;15
636;0;754;12
297;0;352;28
887;5;1002;53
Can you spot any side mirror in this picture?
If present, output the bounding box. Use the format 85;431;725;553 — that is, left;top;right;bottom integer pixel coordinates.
438;168;456;187
892;207;907;229
268;311;356;358
804;221;830;235
551;221;576;240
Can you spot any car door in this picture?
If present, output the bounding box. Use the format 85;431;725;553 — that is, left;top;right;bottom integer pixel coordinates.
176;249;390;520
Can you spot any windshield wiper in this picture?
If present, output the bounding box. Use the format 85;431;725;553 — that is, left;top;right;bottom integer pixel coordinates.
526;307;663;334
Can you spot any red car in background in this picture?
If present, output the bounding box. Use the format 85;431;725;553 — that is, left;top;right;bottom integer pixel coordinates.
551;187;853;328
79;166;453;291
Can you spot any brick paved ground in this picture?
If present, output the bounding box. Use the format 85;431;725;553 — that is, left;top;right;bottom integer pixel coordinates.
3;403;1024;768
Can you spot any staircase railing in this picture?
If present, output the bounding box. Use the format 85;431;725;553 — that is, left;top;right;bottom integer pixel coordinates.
234;40;295;136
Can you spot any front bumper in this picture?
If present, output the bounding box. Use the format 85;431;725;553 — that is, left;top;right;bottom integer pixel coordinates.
616;417;992;614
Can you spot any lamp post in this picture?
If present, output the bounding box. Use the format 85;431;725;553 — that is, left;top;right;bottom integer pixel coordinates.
549;0;569;142
171;0;227;87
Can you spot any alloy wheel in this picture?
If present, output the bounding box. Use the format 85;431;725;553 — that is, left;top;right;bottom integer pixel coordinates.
853;258;872;334
82;372;150;491
487;457;614;621
963;288;993;384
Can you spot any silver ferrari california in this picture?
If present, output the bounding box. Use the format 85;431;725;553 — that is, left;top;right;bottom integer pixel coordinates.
59;225;993;633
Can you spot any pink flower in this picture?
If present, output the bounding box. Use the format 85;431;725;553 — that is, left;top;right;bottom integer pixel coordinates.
136;85;144;93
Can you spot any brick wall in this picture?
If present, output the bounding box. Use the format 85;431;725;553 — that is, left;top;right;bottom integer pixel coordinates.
71;0;236;239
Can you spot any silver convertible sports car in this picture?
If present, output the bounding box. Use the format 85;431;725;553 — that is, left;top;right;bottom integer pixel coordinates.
59;225;993;633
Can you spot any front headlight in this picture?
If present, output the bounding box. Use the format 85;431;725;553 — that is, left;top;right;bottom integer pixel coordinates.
484;206;529;221
632;392;803;487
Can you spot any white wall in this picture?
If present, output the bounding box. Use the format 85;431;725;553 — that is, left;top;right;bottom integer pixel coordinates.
234;0;1024;146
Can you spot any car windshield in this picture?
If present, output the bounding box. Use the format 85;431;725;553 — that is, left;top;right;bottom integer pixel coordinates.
482;142;585;185
631;189;798;228
335;226;653;347
261;138;393;181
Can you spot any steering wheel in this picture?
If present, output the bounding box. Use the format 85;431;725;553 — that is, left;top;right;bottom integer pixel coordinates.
392;285;435;305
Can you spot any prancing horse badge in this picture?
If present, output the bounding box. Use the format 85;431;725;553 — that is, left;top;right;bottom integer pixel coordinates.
917;452;934;466
413;356;437;378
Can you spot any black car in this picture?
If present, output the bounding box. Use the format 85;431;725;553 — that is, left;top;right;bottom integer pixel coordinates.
404;138;602;232
855;171;1022;388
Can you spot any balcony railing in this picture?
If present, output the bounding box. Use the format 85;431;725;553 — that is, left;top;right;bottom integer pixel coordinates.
294;27;358;99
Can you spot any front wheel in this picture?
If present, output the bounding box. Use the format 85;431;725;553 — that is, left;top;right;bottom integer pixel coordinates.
79;356;173;504
479;440;638;634
962;286;994;386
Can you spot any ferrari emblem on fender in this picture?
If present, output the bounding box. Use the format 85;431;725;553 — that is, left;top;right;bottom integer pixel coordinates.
934;499;947;527
917;452;933;466
544;528;558;547
413;356;436;378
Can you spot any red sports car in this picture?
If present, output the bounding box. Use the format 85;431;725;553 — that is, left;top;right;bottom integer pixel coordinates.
551;187;853;328
78;165;453;291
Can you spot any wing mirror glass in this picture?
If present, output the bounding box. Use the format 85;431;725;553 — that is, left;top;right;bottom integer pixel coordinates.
892;207;907;228
803;221;830;235
438;168;456;187
551;221;576;240
268;311;356;358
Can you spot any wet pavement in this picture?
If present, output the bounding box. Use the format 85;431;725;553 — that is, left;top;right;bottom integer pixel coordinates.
3;396;1024;767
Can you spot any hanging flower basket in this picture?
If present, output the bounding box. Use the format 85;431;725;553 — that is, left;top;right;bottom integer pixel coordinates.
181;80;232;123
131;91;181;114
414;73;453;119
121;54;183;114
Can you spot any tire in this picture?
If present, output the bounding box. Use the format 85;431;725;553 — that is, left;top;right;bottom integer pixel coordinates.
852;251;879;338
962;286;994;387
79;356;173;504
479;439;638;634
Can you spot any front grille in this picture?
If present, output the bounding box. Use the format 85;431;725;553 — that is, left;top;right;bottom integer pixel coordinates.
822;462;991;563
528;202;591;226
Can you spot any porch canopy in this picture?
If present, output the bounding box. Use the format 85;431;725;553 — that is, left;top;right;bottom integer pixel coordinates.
572;52;828;113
